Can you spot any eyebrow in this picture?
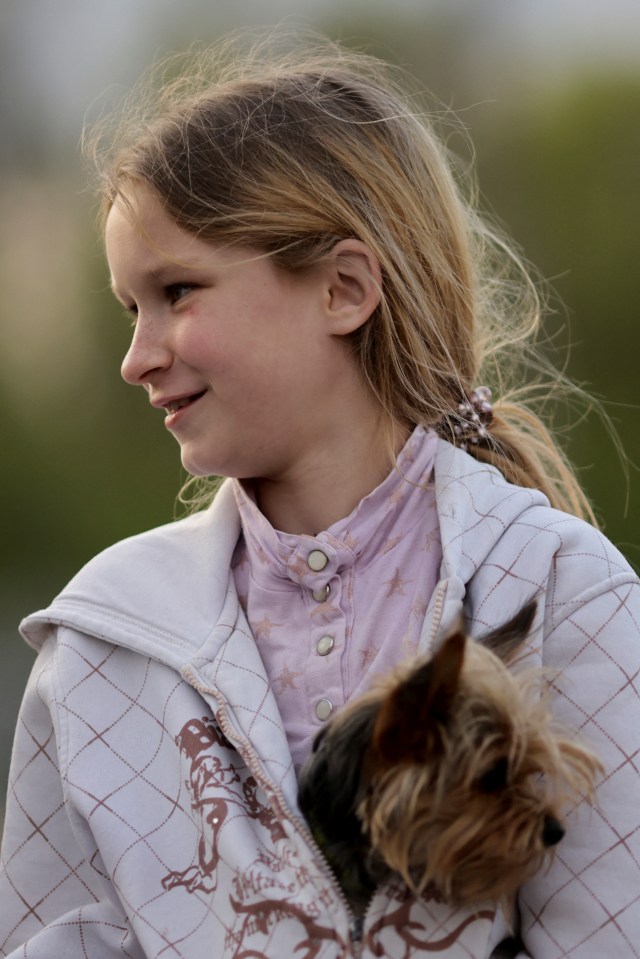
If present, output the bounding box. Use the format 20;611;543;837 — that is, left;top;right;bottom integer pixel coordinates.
109;261;195;302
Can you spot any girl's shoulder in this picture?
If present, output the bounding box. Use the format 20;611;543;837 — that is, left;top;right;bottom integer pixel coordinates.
434;439;638;603
21;481;241;656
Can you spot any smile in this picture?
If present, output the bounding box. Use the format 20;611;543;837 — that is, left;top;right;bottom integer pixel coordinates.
163;391;206;415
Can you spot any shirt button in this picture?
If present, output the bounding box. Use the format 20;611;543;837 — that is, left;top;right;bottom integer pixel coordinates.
312;584;330;603
316;635;335;656
315;699;333;721
307;549;329;572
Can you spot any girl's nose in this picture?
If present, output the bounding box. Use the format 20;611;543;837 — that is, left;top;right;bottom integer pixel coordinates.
120;319;173;386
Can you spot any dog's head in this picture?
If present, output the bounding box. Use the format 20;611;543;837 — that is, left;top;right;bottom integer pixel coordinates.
298;602;602;907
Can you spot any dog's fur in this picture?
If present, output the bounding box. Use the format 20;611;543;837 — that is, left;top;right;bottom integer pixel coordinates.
298;602;602;912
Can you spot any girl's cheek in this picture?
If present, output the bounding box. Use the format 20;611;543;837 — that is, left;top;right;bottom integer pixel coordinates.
175;323;215;357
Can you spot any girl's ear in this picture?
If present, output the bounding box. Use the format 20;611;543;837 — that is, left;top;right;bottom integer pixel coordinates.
323;238;382;335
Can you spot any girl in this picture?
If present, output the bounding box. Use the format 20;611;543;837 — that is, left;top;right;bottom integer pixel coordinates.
1;36;638;959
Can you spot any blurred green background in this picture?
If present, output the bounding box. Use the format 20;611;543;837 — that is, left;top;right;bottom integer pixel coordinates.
1;0;638;811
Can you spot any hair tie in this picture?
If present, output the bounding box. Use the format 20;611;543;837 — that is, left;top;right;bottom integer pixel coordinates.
438;386;494;452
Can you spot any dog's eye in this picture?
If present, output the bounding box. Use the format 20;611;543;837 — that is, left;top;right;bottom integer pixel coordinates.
478;756;510;793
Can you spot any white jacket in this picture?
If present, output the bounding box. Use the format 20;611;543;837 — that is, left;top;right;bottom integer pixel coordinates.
1;441;639;959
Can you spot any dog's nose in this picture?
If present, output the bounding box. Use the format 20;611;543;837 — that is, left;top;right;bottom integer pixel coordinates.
542;815;565;847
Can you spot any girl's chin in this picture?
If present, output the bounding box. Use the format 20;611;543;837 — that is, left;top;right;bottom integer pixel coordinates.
179;448;218;478
178;439;282;482
179;448;237;480
181;460;222;479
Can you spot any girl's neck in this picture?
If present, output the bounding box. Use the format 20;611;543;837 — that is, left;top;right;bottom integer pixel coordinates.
252;420;410;536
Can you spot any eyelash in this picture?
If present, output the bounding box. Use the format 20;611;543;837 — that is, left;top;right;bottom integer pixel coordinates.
166;283;195;305
123;304;138;327
122;284;196;325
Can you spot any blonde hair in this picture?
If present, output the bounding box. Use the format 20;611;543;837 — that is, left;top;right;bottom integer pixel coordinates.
87;32;596;523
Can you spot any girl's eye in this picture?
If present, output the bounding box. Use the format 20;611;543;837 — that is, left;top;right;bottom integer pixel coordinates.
166;283;195;304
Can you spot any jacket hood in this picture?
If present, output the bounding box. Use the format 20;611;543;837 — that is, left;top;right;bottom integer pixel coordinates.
20;441;548;662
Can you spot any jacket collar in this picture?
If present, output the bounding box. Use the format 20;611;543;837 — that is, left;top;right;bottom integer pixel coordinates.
20;441;547;663
434;441;547;583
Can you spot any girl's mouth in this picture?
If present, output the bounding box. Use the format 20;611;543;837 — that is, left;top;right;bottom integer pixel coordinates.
163;391;206;425
165;392;205;414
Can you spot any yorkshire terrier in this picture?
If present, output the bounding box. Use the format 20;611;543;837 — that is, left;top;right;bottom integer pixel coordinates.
297;602;602;913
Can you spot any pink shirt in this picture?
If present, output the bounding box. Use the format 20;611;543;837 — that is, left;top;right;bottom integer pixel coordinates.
231;426;442;775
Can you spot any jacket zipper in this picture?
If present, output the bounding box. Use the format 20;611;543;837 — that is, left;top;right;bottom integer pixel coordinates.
183;581;448;953
427;580;447;648
182;667;365;951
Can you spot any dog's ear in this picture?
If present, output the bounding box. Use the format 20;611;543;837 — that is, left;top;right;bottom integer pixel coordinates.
479;600;537;663
372;630;466;763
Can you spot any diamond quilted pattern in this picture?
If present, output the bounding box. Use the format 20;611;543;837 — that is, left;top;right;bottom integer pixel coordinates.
2;443;639;957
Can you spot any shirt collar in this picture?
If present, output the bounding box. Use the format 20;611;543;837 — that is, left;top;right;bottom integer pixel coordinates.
232;426;438;590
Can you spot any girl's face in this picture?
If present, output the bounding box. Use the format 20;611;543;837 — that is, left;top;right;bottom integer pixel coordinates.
105;185;380;483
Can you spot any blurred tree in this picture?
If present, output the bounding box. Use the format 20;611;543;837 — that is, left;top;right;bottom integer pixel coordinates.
473;74;640;561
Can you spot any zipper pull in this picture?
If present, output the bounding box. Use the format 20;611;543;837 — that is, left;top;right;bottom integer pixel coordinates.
350;915;364;942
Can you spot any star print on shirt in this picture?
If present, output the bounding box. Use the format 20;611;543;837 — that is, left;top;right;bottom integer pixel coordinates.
252;615;284;641
380;534;404;555
384;486;407;510
401;445;419;467
423;528;440;550
412;596;429;619
342;532;359;552
288;555;316;580
360;646;379;668
309;602;341;622
273;665;304;694
384;568;413;598
255;543;269;565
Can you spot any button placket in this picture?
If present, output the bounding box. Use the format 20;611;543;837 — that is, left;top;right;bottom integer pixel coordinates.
295;542;343;724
